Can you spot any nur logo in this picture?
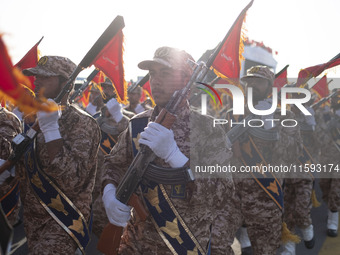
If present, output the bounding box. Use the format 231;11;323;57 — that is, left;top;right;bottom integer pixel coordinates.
197;82;222;106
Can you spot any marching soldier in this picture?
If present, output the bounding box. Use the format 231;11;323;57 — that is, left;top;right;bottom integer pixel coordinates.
20;56;101;254
91;78;132;237
101;46;237;254
282;99;318;254
226;66;303;255
315;89;340;237
124;85;150;114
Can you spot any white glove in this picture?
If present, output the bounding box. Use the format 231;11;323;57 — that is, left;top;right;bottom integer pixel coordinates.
85;102;97;116
12;107;23;121
139;122;188;168
106;98;123;122
0;159;15;185
134;104;145;114
255;99;275;130
304;106;316;126
37;99;62;143
102;184;131;227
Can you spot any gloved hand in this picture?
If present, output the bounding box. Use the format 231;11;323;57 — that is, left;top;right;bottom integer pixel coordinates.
36;99;62;143
85;102;97;116
102;184;131;227
0;159;9;185
304;106;316;126
139;122;188;168
0;159;15;185
12;107;23;121
106;98;123;122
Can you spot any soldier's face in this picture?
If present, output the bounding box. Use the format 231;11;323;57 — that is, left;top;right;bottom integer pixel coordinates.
149;65;189;107
128;91;141;105
246;77;271;103
34;75;63;99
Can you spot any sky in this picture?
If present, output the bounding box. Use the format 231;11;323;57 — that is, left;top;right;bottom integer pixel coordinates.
1;0;340;89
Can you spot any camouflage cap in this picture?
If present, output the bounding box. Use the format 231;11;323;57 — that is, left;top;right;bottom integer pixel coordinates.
23;56;76;80
138;46;195;75
241;65;275;85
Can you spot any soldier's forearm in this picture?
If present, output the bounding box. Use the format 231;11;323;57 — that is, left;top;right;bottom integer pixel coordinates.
45;139;63;162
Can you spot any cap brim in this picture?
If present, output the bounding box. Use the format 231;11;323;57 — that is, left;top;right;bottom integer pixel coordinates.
22;67;58;77
240;74;271;82
138;58;172;70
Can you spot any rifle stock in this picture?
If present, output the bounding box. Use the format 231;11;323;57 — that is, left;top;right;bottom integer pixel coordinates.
97;193;148;255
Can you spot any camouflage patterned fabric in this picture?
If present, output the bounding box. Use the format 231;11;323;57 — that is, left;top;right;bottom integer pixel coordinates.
315;109;340;211
102;104;237;255
0;107;22;226
92;110;130;238
229;109;303;255
283;111;317;232
23;55;77;79
18;104;100;255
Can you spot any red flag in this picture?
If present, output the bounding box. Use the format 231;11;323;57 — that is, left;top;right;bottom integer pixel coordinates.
79;85;91;108
91;29;127;104
311;75;329;99
140;80;155;106
211;0;254;82
92;70;106;85
274;65;289;92
296;53;340;87
0;36;56;113
14;37;43;89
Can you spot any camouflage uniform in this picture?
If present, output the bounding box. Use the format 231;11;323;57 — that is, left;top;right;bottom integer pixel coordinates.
20;56;101;254
229;66;303;255
102;104;237;254
230;110;302;255
0;107;22;226
315;108;340;211
283;111;316;232
92;108;130;237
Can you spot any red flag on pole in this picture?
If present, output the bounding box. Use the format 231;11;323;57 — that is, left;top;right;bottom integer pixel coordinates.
311;75;329;99
140;80;155;106
0;36;56;113
14;37;43;89
274;65;289;92
211;0;254;82
296;53;340;87
90;29;127;104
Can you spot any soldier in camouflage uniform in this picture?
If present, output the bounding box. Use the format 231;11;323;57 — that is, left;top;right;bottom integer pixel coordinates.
0;106;22;226
124;85;149;114
315;89;340;237
282;101;318;254
91;78;132;237
227;66;303;255
20;56;101;255
101;46;237;254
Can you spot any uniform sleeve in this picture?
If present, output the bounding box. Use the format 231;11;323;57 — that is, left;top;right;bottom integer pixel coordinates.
272;111;303;166
0;111;22;159
101;127;134;188
48;115;101;186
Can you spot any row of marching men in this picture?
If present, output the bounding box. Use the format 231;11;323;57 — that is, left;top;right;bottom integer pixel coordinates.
1;48;340;255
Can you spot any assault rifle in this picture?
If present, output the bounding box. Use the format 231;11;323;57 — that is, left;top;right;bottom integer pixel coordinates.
97;60;208;255
69;69;100;103
0;16;125;175
311;87;338;110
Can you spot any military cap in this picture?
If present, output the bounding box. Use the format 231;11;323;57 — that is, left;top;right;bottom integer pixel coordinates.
241;65;275;85
23;56;76;80
138;46;195;75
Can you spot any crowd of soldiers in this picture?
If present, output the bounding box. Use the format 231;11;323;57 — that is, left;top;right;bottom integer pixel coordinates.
0;46;339;255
